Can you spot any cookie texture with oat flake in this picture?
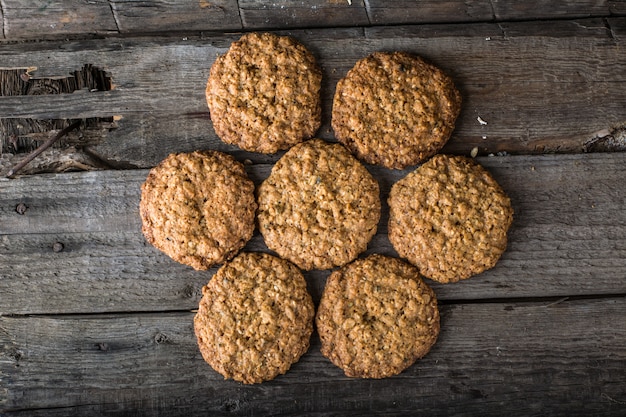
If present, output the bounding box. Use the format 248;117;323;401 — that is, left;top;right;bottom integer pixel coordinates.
316;254;440;379
140;150;256;270
332;51;462;169
388;154;514;283
206;32;322;153
257;139;381;271
194;252;315;384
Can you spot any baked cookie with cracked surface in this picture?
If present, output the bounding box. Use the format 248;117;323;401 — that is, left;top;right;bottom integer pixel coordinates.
388;154;513;283
140;150;256;270
316;254;440;379
257;139;381;271
332;51;462;169
206;32;322;153
194;252;315;384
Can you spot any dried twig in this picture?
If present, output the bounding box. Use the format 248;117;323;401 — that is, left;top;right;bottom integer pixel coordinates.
6;120;81;178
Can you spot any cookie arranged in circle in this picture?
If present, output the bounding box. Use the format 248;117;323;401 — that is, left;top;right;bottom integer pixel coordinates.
332;51;462;169
316;254;440;379
388;154;514;283
140;150;256;270
257;139;381;271
194;252;315;384
206;32;322;154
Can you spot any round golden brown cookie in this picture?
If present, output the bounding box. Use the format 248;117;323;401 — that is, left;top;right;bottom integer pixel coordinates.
140;150;256;270
316;254;440;379
331;51;462;169
194;252;315;384
206;32;322;154
388;154;514;283
257;139;381;271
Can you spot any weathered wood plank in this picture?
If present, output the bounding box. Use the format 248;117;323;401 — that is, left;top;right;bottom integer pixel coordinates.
1;1;624;39
612;0;626;14
365;0;494;24
609;16;626;38
1;298;625;415
491;0;615;20
110;0;242;33
1;0;119;39
0;0;242;39
365;0;623;25
0;20;623;170
238;0;370;29
0;153;625;315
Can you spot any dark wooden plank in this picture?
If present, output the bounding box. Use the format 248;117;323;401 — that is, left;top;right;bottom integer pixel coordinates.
1;298;625;415
611;0;626;14
1;0;119;39
0;20;623;171
1;153;625;315
608;16;626;38
492;0;614;20
365;0;623;25
365;0;493;25
110;0;242;33
1;1;624;39
0;0;242;39
239;0;370;29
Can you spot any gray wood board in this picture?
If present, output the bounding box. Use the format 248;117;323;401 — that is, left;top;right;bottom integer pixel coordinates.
1;153;625;315
0;0;624;39
1;297;625;415
0;19;624;173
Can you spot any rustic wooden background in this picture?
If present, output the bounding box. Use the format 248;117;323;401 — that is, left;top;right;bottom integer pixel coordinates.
1;1;625;416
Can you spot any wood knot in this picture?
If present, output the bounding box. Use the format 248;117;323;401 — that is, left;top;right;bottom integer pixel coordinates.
180;284;196;299
52;242;65;252
15;202;28;215
9;348;23;365
154;332;168;344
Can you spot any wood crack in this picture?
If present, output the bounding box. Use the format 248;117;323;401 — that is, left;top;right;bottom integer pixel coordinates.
603;17;617;40
583;122;626;152
108;0;122;33
0;0;7;39
487;0;498;21
362;0;373;26
0;65;118;176
234;0;244;30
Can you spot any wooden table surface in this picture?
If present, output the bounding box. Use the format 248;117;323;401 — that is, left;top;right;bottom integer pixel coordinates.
1;1;625;416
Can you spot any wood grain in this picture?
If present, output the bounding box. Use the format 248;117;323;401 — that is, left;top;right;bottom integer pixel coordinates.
1;3;625;416
0;19;624;172
365;0;494;24
238;0;370;29
1;1;624;39
110;0;242;33
1;297;625;415
1;153;625;315
1;0;118;39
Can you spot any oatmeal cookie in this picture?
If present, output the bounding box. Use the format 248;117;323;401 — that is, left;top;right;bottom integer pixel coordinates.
140;150;256;270
388;154;513;283
332;51;462;169
316;254;440;378
206;32;322;153
194;252;315;384
257;139;381;270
